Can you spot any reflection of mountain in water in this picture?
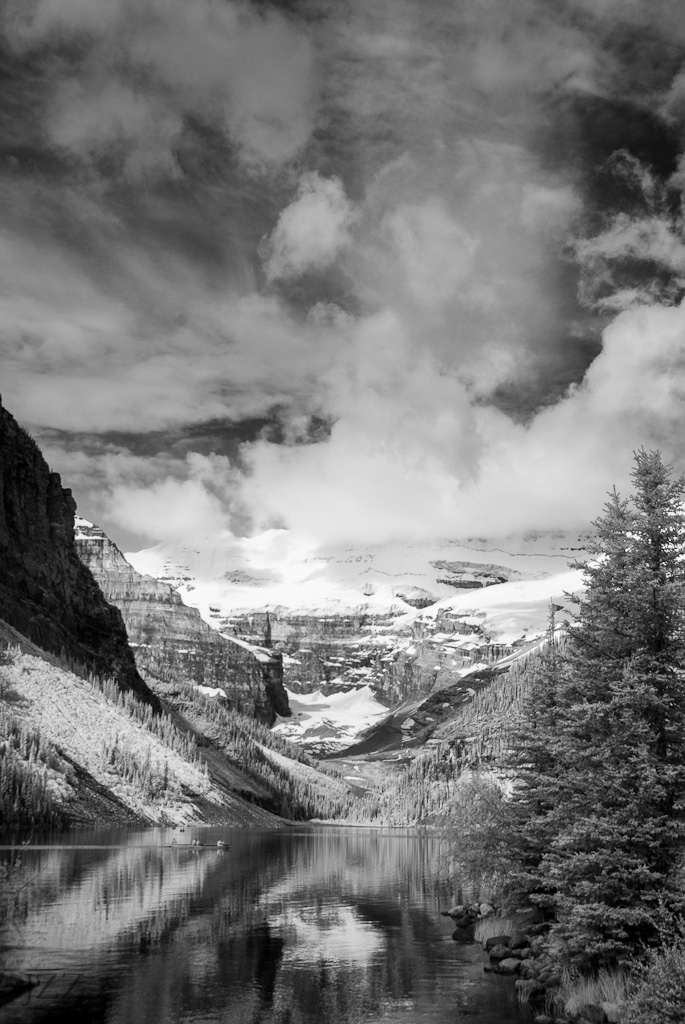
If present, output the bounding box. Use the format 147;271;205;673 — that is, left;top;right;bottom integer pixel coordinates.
1;829;522;1024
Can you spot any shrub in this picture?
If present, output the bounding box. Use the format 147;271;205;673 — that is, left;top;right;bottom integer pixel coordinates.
622;928;685;1024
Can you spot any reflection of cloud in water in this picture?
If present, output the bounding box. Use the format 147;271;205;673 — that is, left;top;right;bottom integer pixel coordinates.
273;904;385;967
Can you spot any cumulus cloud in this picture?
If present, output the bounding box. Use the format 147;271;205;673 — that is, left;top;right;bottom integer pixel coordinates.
238;300;685;544
262;173;356;281
110;477;227;544
5;0;685;552
43;445;241;544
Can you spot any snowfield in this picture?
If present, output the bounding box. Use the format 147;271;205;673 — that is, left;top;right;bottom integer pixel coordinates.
125;529;591;751
126;529;590;626
272;685;390;749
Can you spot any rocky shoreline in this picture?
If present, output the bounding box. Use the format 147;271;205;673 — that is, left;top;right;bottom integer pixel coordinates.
442;903;622;1024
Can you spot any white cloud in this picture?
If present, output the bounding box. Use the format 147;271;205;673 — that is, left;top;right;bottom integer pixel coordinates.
109;477;228;543
263;174;356;281
7;0;685;555
575;215;685;275
236;300;685;544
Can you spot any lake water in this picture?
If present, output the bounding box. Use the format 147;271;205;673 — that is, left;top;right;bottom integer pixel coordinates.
0;827;532;1024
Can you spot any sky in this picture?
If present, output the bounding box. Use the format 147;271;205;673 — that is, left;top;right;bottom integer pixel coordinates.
3;0;685;552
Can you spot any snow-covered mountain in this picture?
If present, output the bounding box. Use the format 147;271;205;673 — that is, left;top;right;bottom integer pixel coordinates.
127;529;590;626
127;530;591;753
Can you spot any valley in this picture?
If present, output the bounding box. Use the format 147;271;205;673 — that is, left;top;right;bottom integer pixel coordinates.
0;393;589;832
126;530;589;756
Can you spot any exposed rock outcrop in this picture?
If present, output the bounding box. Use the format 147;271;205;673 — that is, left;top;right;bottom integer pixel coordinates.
75;519;289;725
0;399;156;706
223;609;487;705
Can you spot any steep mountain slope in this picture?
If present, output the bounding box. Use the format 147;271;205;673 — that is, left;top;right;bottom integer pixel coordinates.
75;518;289;725
0;616;357;828
0;399;155;706
0;621;287;828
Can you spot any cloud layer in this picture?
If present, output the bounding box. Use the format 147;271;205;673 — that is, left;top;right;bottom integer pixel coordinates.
3;0;685;550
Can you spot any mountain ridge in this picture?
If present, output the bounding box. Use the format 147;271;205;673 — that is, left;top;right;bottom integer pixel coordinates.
75;518;289;725
0;398;156;707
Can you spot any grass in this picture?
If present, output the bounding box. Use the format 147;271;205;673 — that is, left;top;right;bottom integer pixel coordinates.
473;911;534;943
554;967;633;1016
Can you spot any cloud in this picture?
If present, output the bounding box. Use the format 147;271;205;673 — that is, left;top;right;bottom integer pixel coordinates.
108;454;237;543
262;173;356;281
236;299;685;544
3;0;315;173
5;0;685;553
43;444;241;544
382;200;478;305
49;79;184;179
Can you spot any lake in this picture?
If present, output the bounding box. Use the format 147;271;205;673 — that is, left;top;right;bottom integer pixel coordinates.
0;827;531;1024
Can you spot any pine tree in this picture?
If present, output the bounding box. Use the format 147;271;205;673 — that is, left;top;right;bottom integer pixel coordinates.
501;451;685;969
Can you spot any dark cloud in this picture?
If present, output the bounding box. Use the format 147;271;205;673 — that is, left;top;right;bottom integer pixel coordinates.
3;0;685;547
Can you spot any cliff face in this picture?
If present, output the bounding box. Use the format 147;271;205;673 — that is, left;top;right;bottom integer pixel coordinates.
0;399;156;705
75;519;289;725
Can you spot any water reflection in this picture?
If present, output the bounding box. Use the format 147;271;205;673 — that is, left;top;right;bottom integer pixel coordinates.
0;828;529;1024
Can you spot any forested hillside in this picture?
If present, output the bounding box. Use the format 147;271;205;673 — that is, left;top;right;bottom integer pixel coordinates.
0;625;358;829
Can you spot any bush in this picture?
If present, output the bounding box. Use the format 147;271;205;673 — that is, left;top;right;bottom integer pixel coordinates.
622;929;685;1024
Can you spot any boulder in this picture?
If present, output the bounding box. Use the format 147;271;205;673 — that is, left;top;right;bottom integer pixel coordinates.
451;924;475;942
484;935;512;951
576;1004;607;1023
497;958;522;975
451;916;471;930
537;966;562;987
488;944;511;961
601;1003;621;1024
479;902;495;917
515;979;546;1000
518;959;538;979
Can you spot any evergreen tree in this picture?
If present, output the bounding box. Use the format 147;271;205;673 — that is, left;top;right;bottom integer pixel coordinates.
501;451;685;969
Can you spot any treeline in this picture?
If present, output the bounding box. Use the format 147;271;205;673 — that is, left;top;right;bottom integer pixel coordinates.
0;704;66;830
93;675;202;765
56;654;211;803
442;451;685;1020
0;644;213;825
344;650;545;827
173;683;354;820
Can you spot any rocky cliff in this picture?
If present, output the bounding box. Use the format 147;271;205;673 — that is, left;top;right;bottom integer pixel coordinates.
75;519;289;725
0;399;156;706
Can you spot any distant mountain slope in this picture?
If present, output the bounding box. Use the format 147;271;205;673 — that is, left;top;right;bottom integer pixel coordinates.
75;518;289;725
0;398;155;706
127;530;588;750
127;530;590;625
